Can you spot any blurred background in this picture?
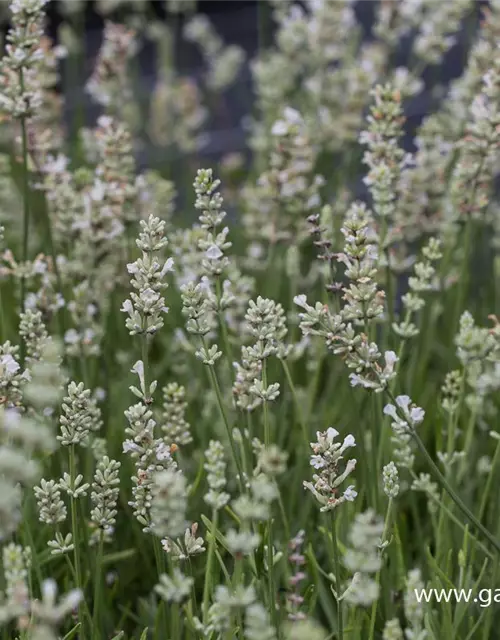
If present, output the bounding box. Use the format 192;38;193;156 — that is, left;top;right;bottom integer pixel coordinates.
0;0;483;174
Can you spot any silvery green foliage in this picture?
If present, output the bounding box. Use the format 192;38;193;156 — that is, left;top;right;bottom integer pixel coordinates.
184;15;244;92
383;618;404;640
34;479;67;525
122;214;173;336
303;427;357;512
404;569;428;640
90;456;121;535
204;439;230;510
0;0;47;119
162;522;205;561
393;238;442;339
382;462;400;498
58;381;102;447
160;382;192;447
151;467;187;539
383;395;425;435
18;309;49;362
342;509;384;607
155;568;194;604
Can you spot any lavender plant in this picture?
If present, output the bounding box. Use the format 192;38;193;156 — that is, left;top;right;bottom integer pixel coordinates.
0;1;500;639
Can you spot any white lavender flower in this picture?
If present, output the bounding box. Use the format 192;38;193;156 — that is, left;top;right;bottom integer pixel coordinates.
343;509;384;606
204;440;230;510
155;568;193;604
90;456;121;534
382;462;400;498
0;342;27;408
404;569;427;639
0;0;47;120
59;472;89;499
226;529;262;557
18;309;49;362
58;381;102;447
383;618;404;640
283;618;328;640
303;427;357;511
194;168;231;278
162;523;205;561
412;473;440;514
338;202;384;325
29;579;83;640
184;16;244;92
34;479;67;525
3;543;30;603
122;214;173;336
244;601;277;640
0;342;62;540
151;467;187;539
47;532;74;556
383;395;425;435
360;84;406;224
160;382;192;447
123;398;177;532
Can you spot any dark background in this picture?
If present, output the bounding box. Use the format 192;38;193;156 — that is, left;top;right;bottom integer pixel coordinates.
7;1;485;165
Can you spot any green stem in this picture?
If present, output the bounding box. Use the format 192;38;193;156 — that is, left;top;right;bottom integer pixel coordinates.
19;68;30;364
262;359;270;447
216;276;235;381
69;445;85;637
281;359;309;449
152;536;167;640
267;516;277;633
92;530;104;639
202;337;244;490
368;498;393;640
141;335;150;399
202;508;219;625
331;514;344;640
410;428;500;554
